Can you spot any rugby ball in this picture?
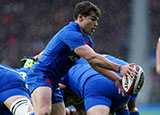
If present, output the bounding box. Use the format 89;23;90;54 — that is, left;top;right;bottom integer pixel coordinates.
122;65;144;95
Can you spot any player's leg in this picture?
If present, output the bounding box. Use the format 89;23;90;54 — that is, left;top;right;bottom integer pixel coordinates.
128;99;140;115
87;105;110;115
84;76;113;115
27;71;66;115
0;66;35;115
4;95;34;115
26;70;54;115
31;86;52;115
51;86;66;115
116;109;129;115
51;102;66;115
116;105;129;115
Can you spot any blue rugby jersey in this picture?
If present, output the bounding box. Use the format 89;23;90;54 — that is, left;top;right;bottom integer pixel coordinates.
28;22;93;81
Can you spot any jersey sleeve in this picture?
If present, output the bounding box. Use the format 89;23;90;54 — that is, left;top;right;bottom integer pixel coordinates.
61;31;87;51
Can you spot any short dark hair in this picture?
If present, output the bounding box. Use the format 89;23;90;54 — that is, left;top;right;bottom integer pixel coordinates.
74;1;101;20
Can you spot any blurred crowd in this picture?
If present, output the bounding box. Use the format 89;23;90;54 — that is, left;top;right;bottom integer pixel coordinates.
0;0;131;66
0;0;160;104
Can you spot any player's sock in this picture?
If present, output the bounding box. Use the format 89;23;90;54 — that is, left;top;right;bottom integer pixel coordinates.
130;111;140;115
116;109;129;115
30;113;35;115
9;97;35;115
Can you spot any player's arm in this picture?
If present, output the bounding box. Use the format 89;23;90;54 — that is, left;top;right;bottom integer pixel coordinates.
156;38;160;74
33;50;44;60
93;66;122;81
74;45;136;77
92;66;125;95
20;50;44;68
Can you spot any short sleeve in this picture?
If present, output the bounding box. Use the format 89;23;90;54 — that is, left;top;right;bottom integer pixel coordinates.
62;31;86;51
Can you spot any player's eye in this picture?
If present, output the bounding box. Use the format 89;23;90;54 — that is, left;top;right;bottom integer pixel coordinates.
91;18;96;21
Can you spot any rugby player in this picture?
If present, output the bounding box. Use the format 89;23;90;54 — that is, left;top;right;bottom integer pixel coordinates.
26;1;136;115
0;54;140;115
0;64;35;115
62;55;142;115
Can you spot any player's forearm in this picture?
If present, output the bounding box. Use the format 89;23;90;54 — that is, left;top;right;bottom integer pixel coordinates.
88;54;120;72
74;46;120;72
91;65;121;82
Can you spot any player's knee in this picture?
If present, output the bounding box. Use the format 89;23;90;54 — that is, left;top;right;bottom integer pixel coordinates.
36;106;51;115
9;97;35;115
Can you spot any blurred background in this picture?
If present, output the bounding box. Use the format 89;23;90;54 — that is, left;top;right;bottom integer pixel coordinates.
0;0;159;114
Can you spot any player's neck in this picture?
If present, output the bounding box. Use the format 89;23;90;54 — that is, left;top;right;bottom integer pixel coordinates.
75;20;85;35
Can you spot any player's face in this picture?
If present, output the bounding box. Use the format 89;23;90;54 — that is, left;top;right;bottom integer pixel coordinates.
80;11;99;35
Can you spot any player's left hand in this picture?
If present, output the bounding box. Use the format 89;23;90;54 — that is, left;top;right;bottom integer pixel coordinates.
20;56;37;68
115;79;125;96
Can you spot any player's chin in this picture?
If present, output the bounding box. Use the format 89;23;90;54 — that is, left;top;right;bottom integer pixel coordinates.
87;30;94;35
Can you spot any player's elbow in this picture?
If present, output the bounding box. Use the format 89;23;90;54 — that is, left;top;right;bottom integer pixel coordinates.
85;55;98;66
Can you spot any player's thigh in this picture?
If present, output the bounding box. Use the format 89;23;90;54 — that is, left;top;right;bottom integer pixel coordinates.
84;76;112;112
87;105;110;115
31;86;52;111
51;102;66;115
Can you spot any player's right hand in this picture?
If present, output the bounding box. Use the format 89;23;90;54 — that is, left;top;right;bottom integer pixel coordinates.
120;63;137;78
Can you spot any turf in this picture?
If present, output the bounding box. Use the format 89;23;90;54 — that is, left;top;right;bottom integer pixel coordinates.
138;104;160;115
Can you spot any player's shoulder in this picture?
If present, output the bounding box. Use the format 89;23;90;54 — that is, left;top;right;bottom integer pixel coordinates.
15;67;29;73
0;64;13;69
62;22;83;36
0;64;17;74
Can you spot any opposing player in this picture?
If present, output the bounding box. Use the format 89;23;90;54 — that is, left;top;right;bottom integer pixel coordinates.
156;37;160;74
0;64;35;115
62;55;143;115
26;1;136;115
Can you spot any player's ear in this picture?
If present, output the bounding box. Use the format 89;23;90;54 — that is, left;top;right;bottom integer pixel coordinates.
78;14;84;22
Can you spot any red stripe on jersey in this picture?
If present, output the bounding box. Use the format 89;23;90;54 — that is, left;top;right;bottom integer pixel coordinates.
86;39;89;45
46;78;51;85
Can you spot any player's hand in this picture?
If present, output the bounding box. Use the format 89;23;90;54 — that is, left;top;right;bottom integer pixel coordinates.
120;63;137;78
66;108;77;115
115;78;125;96
59;83;67;90
20;57;37;68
